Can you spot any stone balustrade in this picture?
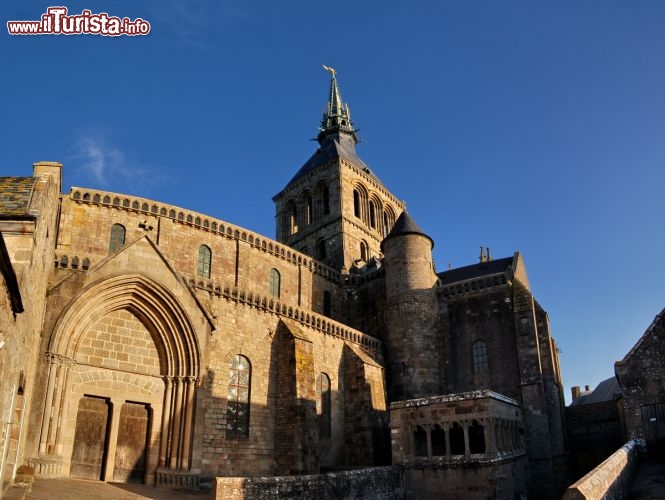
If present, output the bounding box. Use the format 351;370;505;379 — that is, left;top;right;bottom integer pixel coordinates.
562;439;641;500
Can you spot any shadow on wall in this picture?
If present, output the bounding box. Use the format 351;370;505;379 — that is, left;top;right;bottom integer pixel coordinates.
198;319;390;481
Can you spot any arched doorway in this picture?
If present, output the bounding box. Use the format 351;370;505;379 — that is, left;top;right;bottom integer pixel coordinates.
36;275;202;484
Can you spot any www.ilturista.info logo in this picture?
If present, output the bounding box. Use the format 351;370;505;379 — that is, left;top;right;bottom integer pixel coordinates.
7;7;150;36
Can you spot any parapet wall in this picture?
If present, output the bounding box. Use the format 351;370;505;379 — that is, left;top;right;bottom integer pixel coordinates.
214;466;404;499
562;439;641;500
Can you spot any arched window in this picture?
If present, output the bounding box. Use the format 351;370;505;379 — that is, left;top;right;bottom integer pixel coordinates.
431;424;446;456
414;425;428;457
316;240;327;261
306;195;313;225
323;290;331;317
284;201;298;236
269;268;280;298
317;373;331;439
197;245;211;278
322;186;330;215
469;420;486;454
383;206;396;237
359;241;368;262
109;224;125;252
226;355;251;438
369;200;377;229
353;190;361;218
449;422;465;455
472;340;488;375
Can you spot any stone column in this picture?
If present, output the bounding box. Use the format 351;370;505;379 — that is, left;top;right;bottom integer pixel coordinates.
463;421;470;460
425;424;433;459
38;354;58;454
444;424;451;460
180;377;197;470
159;377;173;467
485;418;496;459
169;377;183;469
47;358;73;453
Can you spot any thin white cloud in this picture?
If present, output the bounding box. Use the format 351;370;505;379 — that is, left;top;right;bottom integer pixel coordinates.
72;135;124;185
70;134;171;193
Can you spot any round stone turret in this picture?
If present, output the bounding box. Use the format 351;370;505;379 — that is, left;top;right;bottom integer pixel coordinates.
382;212;441;401
382;212;436;300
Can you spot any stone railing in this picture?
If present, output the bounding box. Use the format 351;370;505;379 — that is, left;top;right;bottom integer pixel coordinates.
156;467;200;490
562;439;641;500
25;456;63;477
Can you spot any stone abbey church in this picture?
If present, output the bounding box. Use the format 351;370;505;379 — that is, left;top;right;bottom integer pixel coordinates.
0;73;568;498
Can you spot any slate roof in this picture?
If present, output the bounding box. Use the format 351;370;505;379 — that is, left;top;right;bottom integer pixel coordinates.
438;257;514;285
570;376;622;406
0;177;37;219
284;134;372;189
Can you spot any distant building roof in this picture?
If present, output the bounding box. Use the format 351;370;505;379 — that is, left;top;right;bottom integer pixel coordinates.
570;376;622;406
0;177;37;219
438;257;513;285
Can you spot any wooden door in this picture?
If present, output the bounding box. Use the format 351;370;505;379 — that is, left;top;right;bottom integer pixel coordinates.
641;403;665;458
113;402;149;483
70;396;110;480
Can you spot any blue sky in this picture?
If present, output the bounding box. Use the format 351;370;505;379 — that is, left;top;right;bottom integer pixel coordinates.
2;1;664;402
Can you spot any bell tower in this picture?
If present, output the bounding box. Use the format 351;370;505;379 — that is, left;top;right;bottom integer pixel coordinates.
273;67;404;272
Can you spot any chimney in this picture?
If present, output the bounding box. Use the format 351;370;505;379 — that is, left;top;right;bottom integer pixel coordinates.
585;385;591;392
33;161;63;193
571;386;581;400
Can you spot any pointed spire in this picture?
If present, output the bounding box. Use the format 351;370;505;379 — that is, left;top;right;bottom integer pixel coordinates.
318;66;359;144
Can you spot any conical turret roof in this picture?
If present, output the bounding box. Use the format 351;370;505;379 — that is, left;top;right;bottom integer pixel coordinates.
381;211;434;250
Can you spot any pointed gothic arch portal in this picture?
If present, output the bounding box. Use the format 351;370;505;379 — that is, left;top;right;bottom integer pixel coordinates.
39;274;202;484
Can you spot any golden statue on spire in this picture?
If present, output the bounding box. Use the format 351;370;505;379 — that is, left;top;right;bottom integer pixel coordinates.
322;65;337;78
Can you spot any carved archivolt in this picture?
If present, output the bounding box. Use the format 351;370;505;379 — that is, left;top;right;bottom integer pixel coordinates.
48;273;200;378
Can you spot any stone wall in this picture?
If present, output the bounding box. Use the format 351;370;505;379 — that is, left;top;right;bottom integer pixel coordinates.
443;286;520;399
0;163;61;491
403;458;527;500
198;293;385;477
615;308;665;454
60;187;347;322
566;400;624;478
213;466;404;500
562;439;640;500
